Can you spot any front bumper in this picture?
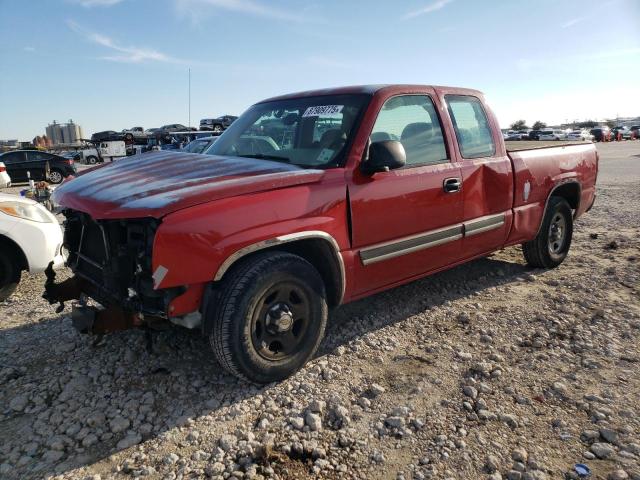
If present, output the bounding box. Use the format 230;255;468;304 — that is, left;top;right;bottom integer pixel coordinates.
6;219;64;273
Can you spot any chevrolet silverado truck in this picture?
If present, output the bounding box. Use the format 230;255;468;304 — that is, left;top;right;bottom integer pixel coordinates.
45;85;598;383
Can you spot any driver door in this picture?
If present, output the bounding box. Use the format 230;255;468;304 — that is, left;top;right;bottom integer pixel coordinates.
348;93;464;297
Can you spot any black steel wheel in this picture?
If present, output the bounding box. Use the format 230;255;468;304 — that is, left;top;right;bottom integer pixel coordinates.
206;251;327;383
523;196;573;268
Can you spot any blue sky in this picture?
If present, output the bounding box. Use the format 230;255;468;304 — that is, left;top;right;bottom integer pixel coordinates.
1;0;639;140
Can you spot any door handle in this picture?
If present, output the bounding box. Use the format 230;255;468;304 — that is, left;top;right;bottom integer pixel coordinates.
443;177;461;193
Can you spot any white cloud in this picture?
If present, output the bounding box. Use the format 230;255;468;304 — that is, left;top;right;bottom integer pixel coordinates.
561;16;586;28
402;0;454;20
72;0;125;7
175;0;308;23
67;19;189;64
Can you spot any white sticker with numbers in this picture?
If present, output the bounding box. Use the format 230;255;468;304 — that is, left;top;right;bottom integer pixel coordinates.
302;105;344;117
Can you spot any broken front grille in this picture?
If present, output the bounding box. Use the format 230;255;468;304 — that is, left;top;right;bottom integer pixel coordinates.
63;211;165;314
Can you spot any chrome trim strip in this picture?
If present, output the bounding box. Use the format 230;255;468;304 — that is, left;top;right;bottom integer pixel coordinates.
360;224;463;266
464;213;506;237
214;231;346;304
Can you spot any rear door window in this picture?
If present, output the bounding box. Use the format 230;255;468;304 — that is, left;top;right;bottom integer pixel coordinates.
27;151;53;162
445;95;496;158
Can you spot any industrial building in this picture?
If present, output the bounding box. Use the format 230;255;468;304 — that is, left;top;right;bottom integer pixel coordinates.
45;120;84;145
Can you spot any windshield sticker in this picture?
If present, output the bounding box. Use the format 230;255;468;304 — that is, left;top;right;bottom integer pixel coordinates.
303;105;344;117
316;148;335;163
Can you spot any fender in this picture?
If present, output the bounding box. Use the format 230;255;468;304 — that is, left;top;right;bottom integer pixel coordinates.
214;230;346;304
534;179;582;236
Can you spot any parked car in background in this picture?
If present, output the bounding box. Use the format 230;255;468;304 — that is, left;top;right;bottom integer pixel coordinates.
200;115;238;133
182;136;219;154
159;124;197;133
538;129;567;141
91;130;124;142
528;130;543;140
566;130;594;141
611;126;631;140
0;162;11;189
630;125;640;139
505;130;529;141
0;150;76;184
0;192;64;300
590;127;610;142
122;127;146;141
48;84;597;383
60;151;82;162
145;128;161;135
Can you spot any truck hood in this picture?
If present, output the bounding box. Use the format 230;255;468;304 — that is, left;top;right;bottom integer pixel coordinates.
52;151;325;219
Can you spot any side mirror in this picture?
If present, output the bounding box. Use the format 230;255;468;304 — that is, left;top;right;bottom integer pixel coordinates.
361;140;406;174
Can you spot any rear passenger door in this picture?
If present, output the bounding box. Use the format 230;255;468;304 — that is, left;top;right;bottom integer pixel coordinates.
443;94;513;258
349;93;464;296
25;151;50;180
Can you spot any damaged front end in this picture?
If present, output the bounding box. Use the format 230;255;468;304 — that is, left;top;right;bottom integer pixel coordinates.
43;210;183;334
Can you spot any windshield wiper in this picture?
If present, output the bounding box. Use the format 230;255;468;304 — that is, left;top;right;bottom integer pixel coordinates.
238;153;291;163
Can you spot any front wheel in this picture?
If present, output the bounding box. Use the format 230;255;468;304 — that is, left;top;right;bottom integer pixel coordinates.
212;125;223;133
86;156;98;165
206;252;328;383
522;197;573;268
0;249;21;301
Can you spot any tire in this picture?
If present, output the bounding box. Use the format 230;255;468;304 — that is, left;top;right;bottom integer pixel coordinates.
0;249;21;302
86;156;98;165
48;169;63;184
206;251;328;383
212;125;223;133
124;133;134;142
522;197;573;268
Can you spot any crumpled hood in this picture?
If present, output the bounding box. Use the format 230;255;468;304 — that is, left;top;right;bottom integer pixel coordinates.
52;151;325;219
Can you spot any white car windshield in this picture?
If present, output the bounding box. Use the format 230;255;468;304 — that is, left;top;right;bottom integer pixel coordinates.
206;94;369;169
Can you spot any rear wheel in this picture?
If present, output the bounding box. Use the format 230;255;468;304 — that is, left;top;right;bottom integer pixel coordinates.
48;169;63;184
522;197;573;268
0;249;21;302
86;156;98;165
206;252;328;383
212;124;223;133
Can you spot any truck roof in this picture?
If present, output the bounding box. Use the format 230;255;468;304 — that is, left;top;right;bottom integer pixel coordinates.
259;84;484;103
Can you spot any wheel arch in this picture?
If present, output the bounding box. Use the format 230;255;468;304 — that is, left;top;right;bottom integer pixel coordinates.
535;180;581;236
0;234;29;271
214;231;345;308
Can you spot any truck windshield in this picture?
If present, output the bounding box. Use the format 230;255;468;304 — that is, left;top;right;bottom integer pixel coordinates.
206;94;370;169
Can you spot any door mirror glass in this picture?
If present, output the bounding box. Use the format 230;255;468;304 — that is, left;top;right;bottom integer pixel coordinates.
362;140;406;174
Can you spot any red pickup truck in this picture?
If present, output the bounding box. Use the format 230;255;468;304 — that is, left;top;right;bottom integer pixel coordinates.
47;85;598;383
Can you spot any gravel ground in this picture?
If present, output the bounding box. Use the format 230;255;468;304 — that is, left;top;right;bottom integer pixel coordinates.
1;142;639;480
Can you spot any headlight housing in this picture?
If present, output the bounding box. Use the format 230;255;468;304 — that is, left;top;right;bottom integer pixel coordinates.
0;201;54;223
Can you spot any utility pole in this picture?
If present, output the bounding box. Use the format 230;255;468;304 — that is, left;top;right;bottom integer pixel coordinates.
188;68;191;129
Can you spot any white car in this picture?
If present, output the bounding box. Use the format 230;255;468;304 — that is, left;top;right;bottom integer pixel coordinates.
538;129;567;141
0;193;65;300
0;162;11;189
566;130;594;141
